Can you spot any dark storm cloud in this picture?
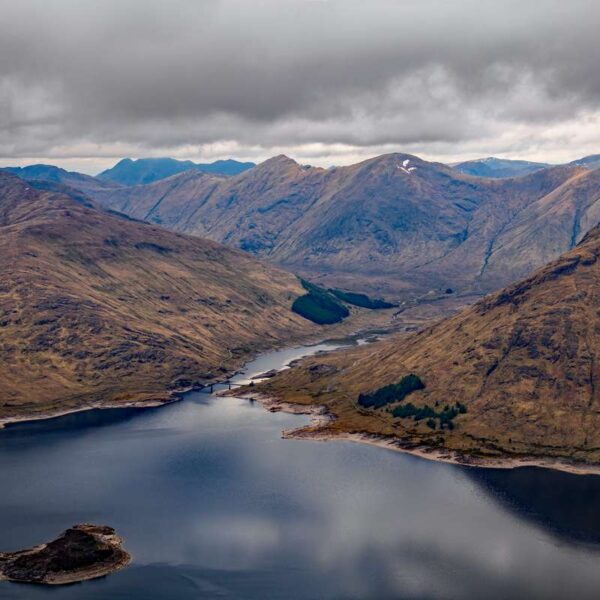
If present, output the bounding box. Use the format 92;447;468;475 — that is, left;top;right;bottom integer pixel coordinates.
1;0;599;169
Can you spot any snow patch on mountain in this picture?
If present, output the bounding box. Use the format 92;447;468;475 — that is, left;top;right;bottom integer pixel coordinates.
398;159;417;174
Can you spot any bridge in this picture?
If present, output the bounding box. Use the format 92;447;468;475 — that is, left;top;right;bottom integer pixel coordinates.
200;380;248;394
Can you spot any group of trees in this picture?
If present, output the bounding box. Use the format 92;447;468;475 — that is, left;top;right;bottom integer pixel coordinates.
357;374;425;408
292;279;397;325
392;401;467;429
291;279;350;324
329;289;396;309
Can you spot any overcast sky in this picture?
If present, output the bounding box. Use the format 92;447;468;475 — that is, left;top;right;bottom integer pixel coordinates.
1;0;599;173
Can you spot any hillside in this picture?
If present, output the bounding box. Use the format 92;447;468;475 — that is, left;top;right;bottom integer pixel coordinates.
453;157;549;178
0;172;318;424
78;153;588;299
475;168;600;284
249;225;600;468
97;157;255;185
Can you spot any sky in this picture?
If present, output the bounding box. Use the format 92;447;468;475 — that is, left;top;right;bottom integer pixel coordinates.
1;0;599;174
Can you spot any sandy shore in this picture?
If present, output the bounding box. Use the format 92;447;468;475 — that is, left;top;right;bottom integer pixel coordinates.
232;391;600;476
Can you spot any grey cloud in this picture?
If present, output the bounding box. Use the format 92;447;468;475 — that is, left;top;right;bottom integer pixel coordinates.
0;0;599;169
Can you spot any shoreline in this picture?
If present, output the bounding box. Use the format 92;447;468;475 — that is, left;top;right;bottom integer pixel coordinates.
7;328;594;476
0;288;476;431
0;324;377;431
0;396;177;430
232;391;600;476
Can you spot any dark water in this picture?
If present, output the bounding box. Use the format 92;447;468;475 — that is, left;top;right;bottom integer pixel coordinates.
1;341;600;599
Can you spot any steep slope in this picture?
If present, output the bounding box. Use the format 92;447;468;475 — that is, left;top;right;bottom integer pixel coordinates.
80;153;586;298
478;168;600;285
252;226;600;468
89;169;225;228
97;157;255;185
453;157;549;178
0;172;318;424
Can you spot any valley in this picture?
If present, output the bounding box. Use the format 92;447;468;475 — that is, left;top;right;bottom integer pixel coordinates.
4;151;600;464
242;224;600;470
0;172;373;425
4;3;600;597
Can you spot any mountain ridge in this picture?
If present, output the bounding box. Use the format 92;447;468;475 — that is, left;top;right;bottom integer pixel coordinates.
453;157;550;178
78;153;589;298
7;152;600;301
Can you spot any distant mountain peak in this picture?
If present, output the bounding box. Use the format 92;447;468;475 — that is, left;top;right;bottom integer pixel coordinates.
97;157;255;185
454;157;549;178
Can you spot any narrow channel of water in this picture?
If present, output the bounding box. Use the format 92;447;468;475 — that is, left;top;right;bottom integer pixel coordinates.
1;339;599;599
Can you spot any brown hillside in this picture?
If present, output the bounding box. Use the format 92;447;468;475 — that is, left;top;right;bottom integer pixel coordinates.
252;224;600;466
0;173;317;423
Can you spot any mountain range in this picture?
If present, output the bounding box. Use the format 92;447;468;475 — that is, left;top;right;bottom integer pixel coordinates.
454;155;600;178
97;157;255;185
251;223;600;467
3;164;121;197
0;172;318;424
74;153;598;299
5;151;600;302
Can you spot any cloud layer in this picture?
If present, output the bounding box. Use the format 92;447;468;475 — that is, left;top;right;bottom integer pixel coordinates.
1;0;599;172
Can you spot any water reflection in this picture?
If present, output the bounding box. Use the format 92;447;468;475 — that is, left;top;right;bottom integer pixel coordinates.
467;466;600;546
1;342;600;599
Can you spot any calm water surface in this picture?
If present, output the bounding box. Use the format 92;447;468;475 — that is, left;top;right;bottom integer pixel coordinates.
1;340;600;599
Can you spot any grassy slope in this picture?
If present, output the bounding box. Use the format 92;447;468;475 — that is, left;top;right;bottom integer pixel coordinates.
0;173;319;422
251;226;600;465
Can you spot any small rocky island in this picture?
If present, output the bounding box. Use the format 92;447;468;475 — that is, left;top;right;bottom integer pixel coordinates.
0;524;130;585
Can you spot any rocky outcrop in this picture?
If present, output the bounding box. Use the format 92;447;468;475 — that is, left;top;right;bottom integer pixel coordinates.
0;524;130;585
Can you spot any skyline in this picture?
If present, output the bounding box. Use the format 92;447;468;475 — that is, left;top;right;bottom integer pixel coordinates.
0;148;596;177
